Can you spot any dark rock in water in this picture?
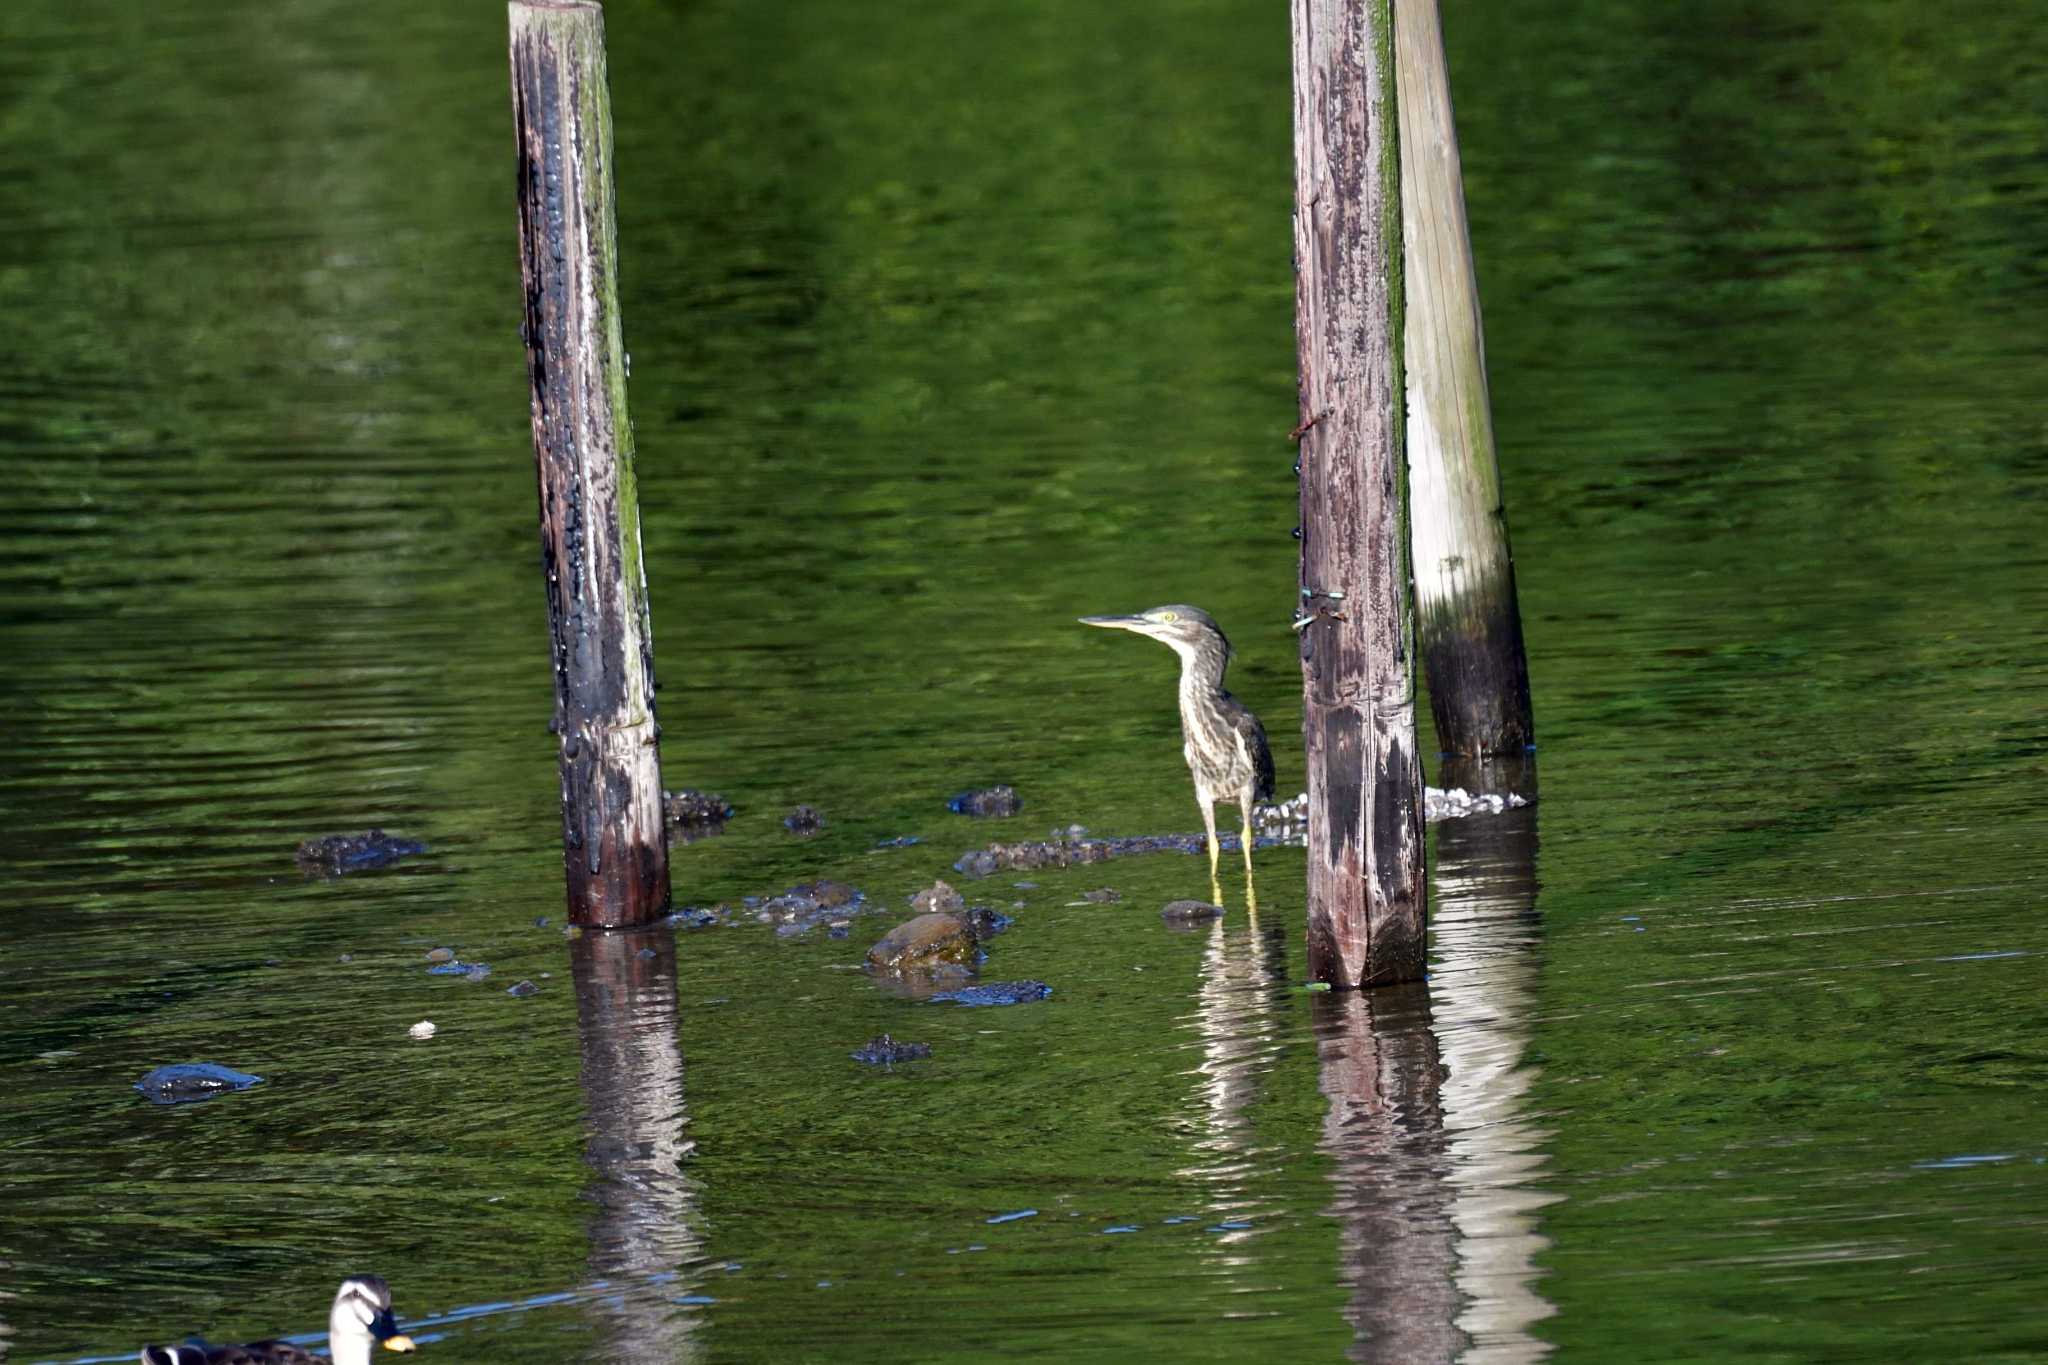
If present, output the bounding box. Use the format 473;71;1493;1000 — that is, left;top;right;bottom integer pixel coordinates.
1080;888;1122;904
671;881;877;937
867;913;980;970
759;881;870;936
507;980;540;997
910;880;966;915
666;789;734;845
808;880;857;910
948;785;1022;818
850;1033;933;1065
1161;900;1225;925
931;980;1052;1008
664;788;735;825
134;1063;263;1105
876;835;922;848
462;964;493;981
426;947;456;964
428;960;486;976
955;825;1270;879
963;906;1013;941
953;850;1000;879
294;829;426;876
783;805;825;836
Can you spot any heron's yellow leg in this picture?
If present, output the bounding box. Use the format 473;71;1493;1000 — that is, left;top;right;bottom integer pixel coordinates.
1200;800;1223;905
1240;811;1258;915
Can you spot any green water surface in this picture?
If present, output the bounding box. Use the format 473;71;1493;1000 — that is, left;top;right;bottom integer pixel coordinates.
2;1;2045;1361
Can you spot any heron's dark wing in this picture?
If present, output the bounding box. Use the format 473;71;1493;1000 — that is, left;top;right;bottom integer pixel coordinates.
1218;692;1276;802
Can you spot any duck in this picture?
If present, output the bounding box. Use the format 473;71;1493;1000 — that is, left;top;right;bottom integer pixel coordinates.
139;1275;416;1364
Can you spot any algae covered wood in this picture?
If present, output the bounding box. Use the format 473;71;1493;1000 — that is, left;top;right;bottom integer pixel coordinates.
1397;0;1535;758
508;0;670;927
1291;0;1428;987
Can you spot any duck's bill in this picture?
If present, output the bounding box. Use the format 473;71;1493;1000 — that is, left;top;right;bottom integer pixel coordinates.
371;1308;416;1353
1078;615;1144;629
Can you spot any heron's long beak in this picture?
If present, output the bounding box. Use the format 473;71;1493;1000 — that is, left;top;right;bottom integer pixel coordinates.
1079;614;1146;631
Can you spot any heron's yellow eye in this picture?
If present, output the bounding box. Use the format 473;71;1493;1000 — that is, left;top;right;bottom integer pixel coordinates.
1158;611;1178;623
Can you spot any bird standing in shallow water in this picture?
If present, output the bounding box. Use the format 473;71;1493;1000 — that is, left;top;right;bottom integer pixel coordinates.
139;1275;415;1364
1080;605;1276;907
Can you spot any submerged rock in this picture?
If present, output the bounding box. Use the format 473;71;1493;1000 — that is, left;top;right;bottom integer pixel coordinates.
426;947;456;964
952;829;1150;878
760;881;871;935
783;805;826;836
1253;788;1528;843
808;880;857;910
1080;888;1122;904
507;980;540;997
134;1063;263;1105
867;913;980;971
962;906;1014;941
870;970;976;1003
664;788;735;826
950;787;1531;880
428;960;487;977
1161;900;1225;925
948;785;1022;818
850;1033;933;1066
931;981;1052;1008
910;880;966;915
294;829;426;876
666;880;875;936
876;835;922;849
1425;786;1532;820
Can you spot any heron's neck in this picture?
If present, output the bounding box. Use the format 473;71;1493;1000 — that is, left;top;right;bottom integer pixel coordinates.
1169;636;1231;697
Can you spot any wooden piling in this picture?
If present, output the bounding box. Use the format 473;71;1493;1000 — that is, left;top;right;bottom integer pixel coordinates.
509;0;670;927
1292;0;1427;987
1396;0;1535;759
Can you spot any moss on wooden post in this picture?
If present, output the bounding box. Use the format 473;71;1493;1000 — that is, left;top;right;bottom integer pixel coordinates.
1292;0;1428;988
1397;0;1535;759
508;0;670;927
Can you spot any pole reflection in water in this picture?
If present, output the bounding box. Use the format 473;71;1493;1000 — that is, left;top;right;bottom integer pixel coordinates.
1314;984;1464;1363
570;924;702;1363
1431;773;1554;1363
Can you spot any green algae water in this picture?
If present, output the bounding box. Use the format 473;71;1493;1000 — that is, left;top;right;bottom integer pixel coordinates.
3;1;2046;1360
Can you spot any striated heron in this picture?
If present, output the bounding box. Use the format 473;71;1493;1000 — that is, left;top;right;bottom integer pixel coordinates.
1079;605;1276;902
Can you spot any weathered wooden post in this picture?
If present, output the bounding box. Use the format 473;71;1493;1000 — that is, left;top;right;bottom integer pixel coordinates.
1397;0;1535;760
508;0;670;927
1292;0;1427;987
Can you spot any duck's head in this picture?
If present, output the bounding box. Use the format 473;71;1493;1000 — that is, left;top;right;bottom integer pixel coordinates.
330;1276;414;1364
